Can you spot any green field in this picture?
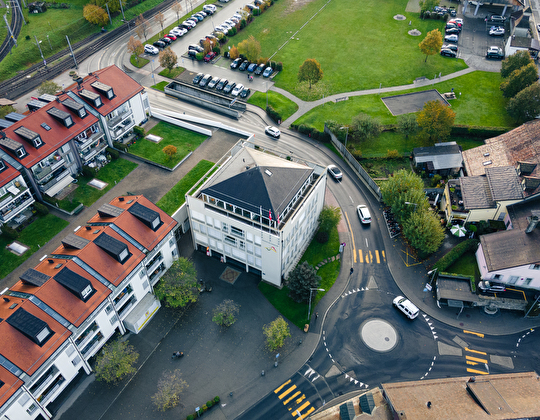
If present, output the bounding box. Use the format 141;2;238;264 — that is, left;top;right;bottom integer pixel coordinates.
248;91;299;121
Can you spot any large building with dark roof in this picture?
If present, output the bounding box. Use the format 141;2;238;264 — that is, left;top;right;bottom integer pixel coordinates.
186;143;327;287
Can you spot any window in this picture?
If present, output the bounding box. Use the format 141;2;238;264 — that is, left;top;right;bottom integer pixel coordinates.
66;344;76;357
524;278;533;286
36;327;51;344
109;314;119;325
105;305;113;315
119;248;128;262
72;355;81;366
16;148;26;158
41;123;51;131
492;274;502;280
224;235;236;246
27;403;37;415
33;137;42;148
169;238;175;248
18;394;30;406
530;264;540;270
231;226;244;237
508;276;519;284
222;223;228;232
81;285;93;299
143;280;149;290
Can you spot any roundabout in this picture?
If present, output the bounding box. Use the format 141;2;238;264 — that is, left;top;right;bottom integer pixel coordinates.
360;318;398;352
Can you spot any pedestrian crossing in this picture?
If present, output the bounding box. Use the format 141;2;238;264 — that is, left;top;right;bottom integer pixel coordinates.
274;379;315;419
358;249;385;264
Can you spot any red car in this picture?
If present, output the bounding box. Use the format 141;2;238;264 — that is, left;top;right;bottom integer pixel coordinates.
204;52;217;62
166;34;177;41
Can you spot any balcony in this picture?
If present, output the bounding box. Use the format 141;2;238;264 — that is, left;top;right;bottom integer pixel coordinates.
39;170;71;192
107;108;132;129
80;141;108;163
77;131;105;151
149;262;166;283
111;120;134;141
32;165;52;181
50;157;65;172
0;192;34;223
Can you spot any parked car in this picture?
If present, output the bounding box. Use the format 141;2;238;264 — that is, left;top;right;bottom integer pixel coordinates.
216;79;228;90
220;22;232;31
198;11;207;17
230;58;243;69
166;34;177;41
203;4;216;13
178;23;192;31
193;73;204;84
265;126;280;138
486;14;506;22
191;13;204;21
144;44;159;55
199;74;213;87
204;52;217;62
188;44;204;53
444;34;459;43
445;23;460;30
188;49;198;58
469;1;483;6
327;164;342;181
160;37;172;45
171;28;187;36
263;66;273;77
486;46;504;59
478;280;506;293
448;18;463;26
153;40;166;49
239;87;251;98
356;205;371;224
208;77;221;89
186;18;198;25
239;60;250;71
223;82;236;94
254;63;266;75
440;48;457;57
183;20;196;28
442;44;458;52
489;26;505;36
246;3;259;11
247;63;258;72
223;20;235;27
206;34;218;42
445;27;460;35
230;17;240;24
231;83;244;96
393;296;419;320
449;7;456;16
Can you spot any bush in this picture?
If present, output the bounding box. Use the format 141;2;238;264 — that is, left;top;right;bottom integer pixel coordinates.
316;230;329;243
1;226;19;240
266;105;281;123
214;396;220;403
114;142;129;151
187;415;194;420
253;8;260;15
240;19;247;29
82;165;95;178
106;147;119;160
212;45;221;54
432;239;479;272
227;27;237;36
33;202;49;216
202;404;208;412
133;126;145;138
207;400;213;407
196;52;204;61
276;62;283;71
386;149;399;158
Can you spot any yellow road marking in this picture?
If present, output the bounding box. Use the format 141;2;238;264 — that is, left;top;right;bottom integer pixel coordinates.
295;394;306;405
369;250;373;264
359;250;363;263
375;250;380;264
304;407;315;417
463;330;484;338
467;368;489;375
296;401;311;414
465;348;487;355
278;385;297;400
283;391;301;405
466;361;478;365
275;380;291;393
466;355;488;364
382;250;386;262
344;212;356;263
365;252;370;263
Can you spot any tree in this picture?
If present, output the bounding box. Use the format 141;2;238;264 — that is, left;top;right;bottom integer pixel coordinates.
162;144;177;160
380;169;429;223
151;369;188;411
500;62;539;98
419;29;443;62
202;39;214;54
171;1;183;24
83;4;109;26
212;299;240;327
237;35;261;62
37;80;60;96
135;14;149;41
417;100;455;143
286;261;321;303
154;257;198;308
506;82;540;123
419;0;439;13
127;36;143;63
95;340;139;383
154;11;165;36
318;205;341;234
402;209;445;256
352;113;382;141
229;45;239;59
397;114;419;138
501;50;534;79
263;316;291;351
159;47;178;74
0;105;16;119
297;58;323;89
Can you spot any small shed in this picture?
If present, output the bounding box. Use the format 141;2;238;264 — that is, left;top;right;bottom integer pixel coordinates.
436;273;479;308
412;142;463;176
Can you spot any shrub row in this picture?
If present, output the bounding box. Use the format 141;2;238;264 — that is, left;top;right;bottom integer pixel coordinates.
290;123;330;142
451;125;509;139
432;238;479;272
266;105;281;123
186;396;220;420
106;147;119;160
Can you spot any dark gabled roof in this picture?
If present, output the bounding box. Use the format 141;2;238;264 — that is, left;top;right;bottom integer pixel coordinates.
13;126;39;142
0;137;24;154
127;202;161;231
98;203;124;218
53;267;95;302
480;228;540;271
460;176;495;209
94;232;130;263
436;274;479;303
413;143;461;157
61;233;90;250
485;166;523;201
20;268;49;287
6;307;52;346
38;93;57;103
46;107;72;123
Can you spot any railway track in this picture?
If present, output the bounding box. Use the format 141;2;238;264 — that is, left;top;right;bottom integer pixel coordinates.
0;0;23;63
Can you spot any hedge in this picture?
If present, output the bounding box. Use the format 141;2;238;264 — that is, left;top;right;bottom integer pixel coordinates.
266;105;281;123
451;125;509;139
290;123;330;142
432;238;479;272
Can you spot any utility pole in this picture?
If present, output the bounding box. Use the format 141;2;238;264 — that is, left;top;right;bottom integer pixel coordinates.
105;3;113;26
119;0;125;20
3;15;17;49
12;0;26;25
34;35;46;67
66;35;78;69
47;34;52;50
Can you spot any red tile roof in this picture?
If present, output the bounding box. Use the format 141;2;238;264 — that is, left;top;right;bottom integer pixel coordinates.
66;65;144;117
11;258;111;328
0;97;98;169
0;160;21;188
0;298;71;376
0;365;23;407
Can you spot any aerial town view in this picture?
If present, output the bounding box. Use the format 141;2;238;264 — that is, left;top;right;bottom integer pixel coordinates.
0;0;540;417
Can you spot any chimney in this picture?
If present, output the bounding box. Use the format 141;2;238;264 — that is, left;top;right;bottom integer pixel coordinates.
3;297;9;302
525;212;540;233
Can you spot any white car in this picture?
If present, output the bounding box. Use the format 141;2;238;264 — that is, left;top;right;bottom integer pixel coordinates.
356;205;371;224
450;18;463;25
230;17;240;23
469;1;483;6
183;20;196;28
223;20;235;27
489;26;504;36
144;44;159;55
171;28;187;36
444;34;459;43
393;296;419;320
203;4;216;13
231;83;244;96
327;164;342;181
265;126;280;138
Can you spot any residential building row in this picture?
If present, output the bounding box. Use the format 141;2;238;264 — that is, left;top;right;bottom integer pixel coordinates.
0;195;177;420
0;64;150;227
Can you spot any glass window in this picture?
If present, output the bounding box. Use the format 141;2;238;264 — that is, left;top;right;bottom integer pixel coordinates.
246;232;253;242
508;276;519;284
27;403;37;415
524;278;533;286
105;305;113;315
530;264;540;270
206;215;213;225
231;226;243;237
18;394;30;407
72;355;81;366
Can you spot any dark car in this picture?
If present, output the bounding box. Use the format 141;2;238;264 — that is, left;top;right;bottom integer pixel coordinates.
440;48;457;57
188;44;204;53
204;52;217;62
188;49;198;58
445;23;460;30
445;27;460;35
486;14;506;22
153;40;166;49
239;60;250;71
223;82;236;93
247;63;258;72
441;44;458;52
254;63;266;75
239;87;251;98
216;79;228;90
193;73;204;84
230;58;242;69
160;37;172;45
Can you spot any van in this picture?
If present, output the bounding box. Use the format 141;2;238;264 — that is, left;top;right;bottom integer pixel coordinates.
393;296;419;319
356;205;371;224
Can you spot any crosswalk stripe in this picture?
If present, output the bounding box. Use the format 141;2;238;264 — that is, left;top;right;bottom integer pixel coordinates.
278;385;297;400
382;250;386;262
465;347;487;355
296;401;311;413
359;249;363;263
375;250;380;264
463;330;484;338
274;380;291;393
466;355;488;364
467;368;489;375
466;361;478;365
283;391;301;405
295;394;306;405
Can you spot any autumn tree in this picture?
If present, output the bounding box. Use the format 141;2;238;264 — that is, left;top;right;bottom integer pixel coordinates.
83;4;109;26
95;340;139;383
297;58;323;89
417;100;455;143
237;35;261;62
229;45;239;59
127;36;143;63
419;29;443;62
152;369;188;411
154;11;165;36
506;82;540;123
380;169;429;223
171;1;183;24
159;48;178;74
500;62;539;98
162;144;178;160
212;299;240;327
402;209;445;256
135;14;149;40
263;316;291;351
501;50;534;79
154;258;198;308
286;261;321;303
37;80;60;95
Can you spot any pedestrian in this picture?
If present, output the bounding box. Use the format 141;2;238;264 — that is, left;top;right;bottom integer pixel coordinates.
315;312;319;319
350;267;354;275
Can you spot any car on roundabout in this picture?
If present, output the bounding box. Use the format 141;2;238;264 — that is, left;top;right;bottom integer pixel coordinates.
393;296;419;319
265;126;280;138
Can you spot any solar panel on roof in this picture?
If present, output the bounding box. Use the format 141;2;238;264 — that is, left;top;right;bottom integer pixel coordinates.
20;268;50;287
339;401;355;420
0;119;13;128
359;393;375;414
54;266;95;302
4;112;25;122
128;202;161;231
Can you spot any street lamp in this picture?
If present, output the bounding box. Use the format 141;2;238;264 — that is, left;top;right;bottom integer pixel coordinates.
308;288;325;321
33;35;46;67
339;126;348;149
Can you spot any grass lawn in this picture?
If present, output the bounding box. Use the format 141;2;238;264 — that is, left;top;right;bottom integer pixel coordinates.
227;0;467;100
0;214;69;278
128;122;208;168
159;66;186;79
248;91;299;122
157;160;215;215
130;54;150;68
258;227;341;329
361;157;410;178
296;71;515;130
153;81;169;92
445;250;479;280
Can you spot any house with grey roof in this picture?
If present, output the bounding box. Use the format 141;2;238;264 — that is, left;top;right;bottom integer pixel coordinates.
185;142;327;287
412;142;463;177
